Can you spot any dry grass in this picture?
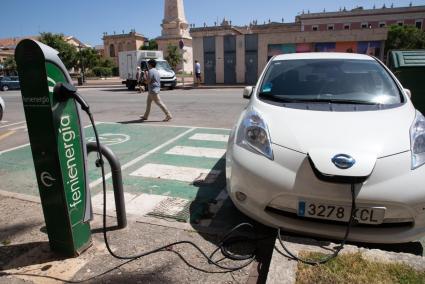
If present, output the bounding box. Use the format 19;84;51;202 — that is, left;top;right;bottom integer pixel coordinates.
296;252;425;284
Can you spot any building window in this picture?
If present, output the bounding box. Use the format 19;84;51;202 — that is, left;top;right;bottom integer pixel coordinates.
118;43;123;52
416;20;423;29
312;25;319;31
344;24;350;30
379;22;386;28
397;21;404;26
327;24;334;30
109;44;115;57
127;42;132;51
361;22;368;29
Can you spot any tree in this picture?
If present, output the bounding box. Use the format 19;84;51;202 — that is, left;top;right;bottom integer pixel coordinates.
165;44;182;70
3;57;17;74
139;39;158;50
39;32;78;70
79;48;101;71
386;25;425;54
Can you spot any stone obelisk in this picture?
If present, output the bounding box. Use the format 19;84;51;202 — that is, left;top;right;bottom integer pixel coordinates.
157;0;193;73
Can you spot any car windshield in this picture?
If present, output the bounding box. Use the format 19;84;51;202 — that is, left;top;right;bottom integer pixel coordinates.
156;61;172;71
259;59;402;105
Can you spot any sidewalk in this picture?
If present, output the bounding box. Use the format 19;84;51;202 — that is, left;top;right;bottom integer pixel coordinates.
0;194;257;284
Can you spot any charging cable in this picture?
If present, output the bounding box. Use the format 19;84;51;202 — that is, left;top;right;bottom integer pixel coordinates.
277;183;358;265
55;82;259;272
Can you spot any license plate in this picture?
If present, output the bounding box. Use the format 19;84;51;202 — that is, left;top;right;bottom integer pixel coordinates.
164;83;171;87
298;200;385;225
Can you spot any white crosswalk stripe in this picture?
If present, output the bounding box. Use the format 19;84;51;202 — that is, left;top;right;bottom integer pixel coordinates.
130;163;221;183
189;133;229;142
166;146;226;159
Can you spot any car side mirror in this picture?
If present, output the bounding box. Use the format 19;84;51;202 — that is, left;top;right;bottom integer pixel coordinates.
243;86;254;99
404;89;412;99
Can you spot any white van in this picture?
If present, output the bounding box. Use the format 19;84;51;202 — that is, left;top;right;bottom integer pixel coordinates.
119;50;177;90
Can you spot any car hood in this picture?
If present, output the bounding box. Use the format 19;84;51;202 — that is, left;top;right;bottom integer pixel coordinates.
256;101;415;176
157;69;175;78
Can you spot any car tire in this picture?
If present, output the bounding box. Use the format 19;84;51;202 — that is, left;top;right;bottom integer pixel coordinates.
1;85;8;91
0;105;3;121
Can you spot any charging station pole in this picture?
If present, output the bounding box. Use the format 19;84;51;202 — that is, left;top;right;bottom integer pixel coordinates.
15;39;92;256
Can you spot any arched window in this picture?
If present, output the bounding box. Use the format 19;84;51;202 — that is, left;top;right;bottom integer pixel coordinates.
127;42;132;51
118;43;123;52
109;44;115;57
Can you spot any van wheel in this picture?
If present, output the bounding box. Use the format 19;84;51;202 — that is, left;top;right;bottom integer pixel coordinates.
2;85;8;91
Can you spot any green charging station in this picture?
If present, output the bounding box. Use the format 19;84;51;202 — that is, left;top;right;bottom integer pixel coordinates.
15;39;92;256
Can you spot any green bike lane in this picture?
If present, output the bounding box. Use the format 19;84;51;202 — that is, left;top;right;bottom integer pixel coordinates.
0;122;245;228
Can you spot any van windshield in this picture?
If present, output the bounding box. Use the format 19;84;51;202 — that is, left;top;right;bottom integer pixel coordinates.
156;61;172;71
259;59;403;105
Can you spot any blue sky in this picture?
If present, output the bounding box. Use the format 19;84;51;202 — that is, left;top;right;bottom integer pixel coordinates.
1;0;424;46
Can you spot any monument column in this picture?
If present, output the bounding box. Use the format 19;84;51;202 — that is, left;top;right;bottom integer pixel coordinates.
157;0;193;73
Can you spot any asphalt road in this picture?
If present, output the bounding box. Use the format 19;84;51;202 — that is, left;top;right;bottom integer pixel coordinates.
0;87;248;152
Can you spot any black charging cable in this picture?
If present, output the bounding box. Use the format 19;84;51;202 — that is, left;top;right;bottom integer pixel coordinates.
277;183;358;265
54;82;259;272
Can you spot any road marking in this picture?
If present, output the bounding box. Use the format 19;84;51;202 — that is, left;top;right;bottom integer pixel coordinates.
0;130;16;141
9;125;27;131
87;133;130;146
0;121;25;129
0;143;30;155
189;133;229;142
130;163;221;183
89;128;196;188
0;123;96;156
166;146;226;159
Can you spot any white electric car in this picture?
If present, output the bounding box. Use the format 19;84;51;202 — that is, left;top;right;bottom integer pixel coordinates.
226;53;425;244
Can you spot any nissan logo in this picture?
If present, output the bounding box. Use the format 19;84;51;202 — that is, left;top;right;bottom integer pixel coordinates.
332;154;356;169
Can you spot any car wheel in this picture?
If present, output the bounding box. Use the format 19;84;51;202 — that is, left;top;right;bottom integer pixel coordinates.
0;105;3;121
1;85;8;91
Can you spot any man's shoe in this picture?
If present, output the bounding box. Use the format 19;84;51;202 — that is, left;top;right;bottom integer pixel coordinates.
163;116;172;122
140;116;148;121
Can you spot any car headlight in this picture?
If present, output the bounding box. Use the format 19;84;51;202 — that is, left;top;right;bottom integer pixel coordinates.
236;108;274;160
410;111;425;170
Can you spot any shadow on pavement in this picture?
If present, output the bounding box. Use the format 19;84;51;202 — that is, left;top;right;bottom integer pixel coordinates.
0;242;60;270
187;156;277;283
277;230;424;256
118;119;165;124
100;88;132;92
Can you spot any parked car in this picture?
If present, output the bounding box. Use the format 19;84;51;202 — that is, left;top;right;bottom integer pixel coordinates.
0;96;5;121
0;76;20;91
226;52;425;244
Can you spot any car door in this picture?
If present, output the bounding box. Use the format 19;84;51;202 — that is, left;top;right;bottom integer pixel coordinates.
11;76;20;89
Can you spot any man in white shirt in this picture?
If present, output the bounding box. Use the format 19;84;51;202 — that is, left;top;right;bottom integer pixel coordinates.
195;60;201;86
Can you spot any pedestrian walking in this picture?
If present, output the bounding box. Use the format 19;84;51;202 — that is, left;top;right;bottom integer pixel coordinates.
140;59;172;122
195;60;202;86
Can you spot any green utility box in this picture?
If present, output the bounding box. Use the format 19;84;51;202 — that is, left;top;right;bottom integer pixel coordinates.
15;39;92;256
387;50;425;114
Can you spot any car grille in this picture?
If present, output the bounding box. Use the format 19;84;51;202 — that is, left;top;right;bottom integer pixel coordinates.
162;77;175;80
265;206;414;229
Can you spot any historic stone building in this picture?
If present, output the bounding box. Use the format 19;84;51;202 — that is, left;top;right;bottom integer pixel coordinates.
157;0;193;73
190;4;425;85
102;31;148;65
